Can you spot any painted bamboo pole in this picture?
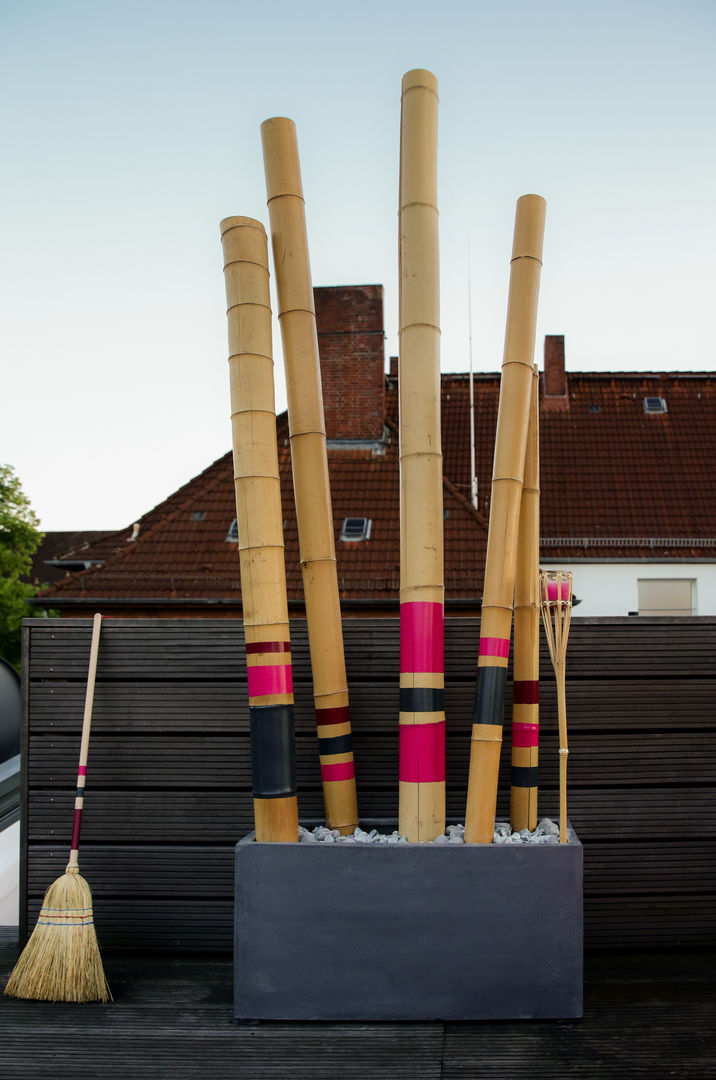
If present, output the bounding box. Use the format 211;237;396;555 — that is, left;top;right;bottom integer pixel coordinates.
221;215;298;843
510;364;540;832
398;69;445;843
464;194;546;844
261;118;358;835
540;570;573;843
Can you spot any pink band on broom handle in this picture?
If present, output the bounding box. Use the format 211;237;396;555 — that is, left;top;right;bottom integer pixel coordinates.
68;613;102;868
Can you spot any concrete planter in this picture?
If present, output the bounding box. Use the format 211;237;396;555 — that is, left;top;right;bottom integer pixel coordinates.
234;820;582;1021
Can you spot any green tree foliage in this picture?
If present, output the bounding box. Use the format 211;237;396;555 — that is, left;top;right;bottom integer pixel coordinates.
0;464;43;668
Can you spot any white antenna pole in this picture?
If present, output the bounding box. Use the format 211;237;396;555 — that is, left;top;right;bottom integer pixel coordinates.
468;241;478;509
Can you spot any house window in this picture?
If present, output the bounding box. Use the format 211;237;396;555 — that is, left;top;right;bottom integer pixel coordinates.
339;517;372;542
637;579;694;615
225;519;239;542
643;396;667;414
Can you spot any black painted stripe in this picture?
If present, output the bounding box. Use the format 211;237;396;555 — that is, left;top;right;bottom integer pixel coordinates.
511;765;539;788
75;788;85;798
318;733;353;756
250;704;296;798
399;687;445;712
473;665;507;727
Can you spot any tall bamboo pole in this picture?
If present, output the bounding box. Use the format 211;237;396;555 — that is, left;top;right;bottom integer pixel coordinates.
221;216;298;843
261;118;358;835
464;194;546;844
398;69;445;843
510;364;540;832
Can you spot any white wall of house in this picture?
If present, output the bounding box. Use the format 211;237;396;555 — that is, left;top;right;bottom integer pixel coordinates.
540;561;716;617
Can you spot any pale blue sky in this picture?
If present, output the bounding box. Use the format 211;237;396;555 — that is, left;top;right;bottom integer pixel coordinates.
2;0;714;529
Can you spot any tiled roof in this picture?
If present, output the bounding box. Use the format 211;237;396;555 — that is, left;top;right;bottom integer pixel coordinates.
38;362;716;609
28;530;117;588
41;405;488;606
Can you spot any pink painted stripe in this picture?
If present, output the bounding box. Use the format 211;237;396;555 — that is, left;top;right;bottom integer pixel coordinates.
321;761;356;782
513;680;539;705
399;721;446;783
544;579;570;601
247;663;293;698
512;722;539;747
479;636;510;659
77;766;87;776
400;602;444;673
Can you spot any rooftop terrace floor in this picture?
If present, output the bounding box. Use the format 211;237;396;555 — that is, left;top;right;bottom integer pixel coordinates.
1;928;714;1078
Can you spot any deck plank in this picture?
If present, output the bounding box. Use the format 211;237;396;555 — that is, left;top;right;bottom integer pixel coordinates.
2;932;715;1080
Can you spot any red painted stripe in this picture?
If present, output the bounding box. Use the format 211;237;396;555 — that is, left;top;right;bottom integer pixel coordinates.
479;636;510;659
245;641;290;654
400;601;444;674
70;808;83;851
513;680;539;705
247;663;293;699
321;761;356;782
315;705;351;727
512;721;539;747
399;721;446;783
77;766;87;776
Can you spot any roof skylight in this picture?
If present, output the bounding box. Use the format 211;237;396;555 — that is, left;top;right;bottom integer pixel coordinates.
339;517;372;542
225;519;239;542
643;396;667;414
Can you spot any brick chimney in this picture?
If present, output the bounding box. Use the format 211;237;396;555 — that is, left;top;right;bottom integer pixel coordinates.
542;334;569;411
315;285;385;440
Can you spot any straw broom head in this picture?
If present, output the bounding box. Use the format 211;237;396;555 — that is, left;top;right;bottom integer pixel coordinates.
4;863;111;1003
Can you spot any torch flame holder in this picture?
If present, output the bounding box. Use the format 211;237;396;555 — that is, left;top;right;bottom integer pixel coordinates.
234;820;582;1020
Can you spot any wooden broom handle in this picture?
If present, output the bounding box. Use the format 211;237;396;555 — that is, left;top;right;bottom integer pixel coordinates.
78;613;102;772
68;613;102;867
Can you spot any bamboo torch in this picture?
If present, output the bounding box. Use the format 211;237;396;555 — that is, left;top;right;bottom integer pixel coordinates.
398;69;445;843
221;216;298;843
539;570;573;843
464;195;546;844
510;365;540;832
261;118;359;836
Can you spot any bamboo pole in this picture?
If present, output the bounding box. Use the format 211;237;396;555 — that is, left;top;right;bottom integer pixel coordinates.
464;194;546;844
540;570;573;843
221;216;298;843
398;69;445;843
261;118;358;835
510;365;540;832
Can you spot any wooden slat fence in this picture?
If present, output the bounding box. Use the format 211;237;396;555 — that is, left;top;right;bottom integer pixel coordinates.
20;616;716;950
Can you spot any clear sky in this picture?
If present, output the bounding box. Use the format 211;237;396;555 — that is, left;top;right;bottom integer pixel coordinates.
2;0;714;530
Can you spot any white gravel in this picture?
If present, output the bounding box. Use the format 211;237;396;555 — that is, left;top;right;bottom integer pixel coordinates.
298;818;576;845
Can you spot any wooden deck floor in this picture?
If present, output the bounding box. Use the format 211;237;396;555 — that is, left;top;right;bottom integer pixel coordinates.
1;928;715;1079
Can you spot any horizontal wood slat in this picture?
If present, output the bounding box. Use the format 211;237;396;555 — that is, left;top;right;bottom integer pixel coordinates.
27;617;716;679
21;617;716;952
25;732;716;788
26;842;716;898
28;679;716;733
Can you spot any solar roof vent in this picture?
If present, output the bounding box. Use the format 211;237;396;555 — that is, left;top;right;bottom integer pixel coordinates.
340;517;372;542
643;396;667;414
225;518;239;542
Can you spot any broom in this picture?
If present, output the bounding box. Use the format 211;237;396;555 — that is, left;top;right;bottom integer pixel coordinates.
5;612;111;1002
539;571;573;844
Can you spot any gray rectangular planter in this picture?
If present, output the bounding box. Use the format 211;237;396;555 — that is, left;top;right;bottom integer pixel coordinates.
234;820;582;1021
